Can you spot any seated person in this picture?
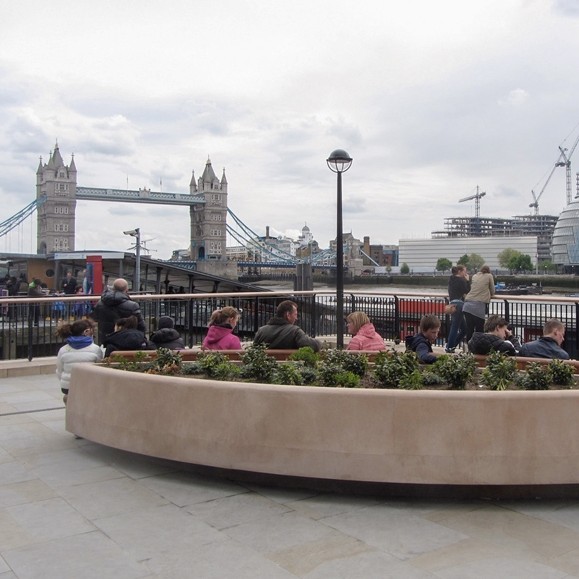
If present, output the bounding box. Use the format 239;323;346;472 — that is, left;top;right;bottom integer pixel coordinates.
405;314;441;364
346;311;385;351
519;319;569;360
150;316;185;350
253;300;320;351
104;316;152;358
202;307;242;350
467;314;520;356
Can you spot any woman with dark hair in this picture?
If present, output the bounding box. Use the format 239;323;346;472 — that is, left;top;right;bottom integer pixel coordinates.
462;265;495;341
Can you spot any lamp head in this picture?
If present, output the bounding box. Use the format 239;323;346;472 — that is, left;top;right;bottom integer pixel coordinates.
123;229;139;236
327;149;353;173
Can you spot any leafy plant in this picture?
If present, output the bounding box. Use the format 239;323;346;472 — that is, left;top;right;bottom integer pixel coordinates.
373;350;419;388
480;351;517;390
239;344;278;383
421;370;445;386
322;349;369;377
549;360;575;387
108;350;151;372
275;363;305;385
399;369;423;389
519;362;550;390
432;353;477;389
288;347;320;368
149;348;183;375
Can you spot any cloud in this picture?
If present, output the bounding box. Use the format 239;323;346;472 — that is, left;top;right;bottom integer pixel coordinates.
498;89;530;107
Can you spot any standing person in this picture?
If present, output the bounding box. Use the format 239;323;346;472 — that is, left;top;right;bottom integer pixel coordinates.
468;315;520;356
28;277;43;326
103;316;151;358
62;270;77;295
462;265;495;341
90;278;146;345
405;314;441;364
346;311;385;351
253;300;321;351
56;319;103;404
150;316;185;350
445;265;470;353
519;319;569;359
203;307;242;350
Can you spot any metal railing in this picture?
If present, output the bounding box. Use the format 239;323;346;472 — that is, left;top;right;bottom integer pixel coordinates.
1;290;578;361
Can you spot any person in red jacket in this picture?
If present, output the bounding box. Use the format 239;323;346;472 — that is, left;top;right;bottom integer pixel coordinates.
346;311;386;351
202;306;242;350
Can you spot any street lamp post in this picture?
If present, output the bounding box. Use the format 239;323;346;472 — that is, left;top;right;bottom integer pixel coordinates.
123;228;141;292
327;149;353;349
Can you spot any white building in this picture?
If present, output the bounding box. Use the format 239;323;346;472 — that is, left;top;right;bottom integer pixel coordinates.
399;237;538;272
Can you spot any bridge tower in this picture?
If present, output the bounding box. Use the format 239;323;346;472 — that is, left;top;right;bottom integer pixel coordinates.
189;157;228;260
36;143;77;254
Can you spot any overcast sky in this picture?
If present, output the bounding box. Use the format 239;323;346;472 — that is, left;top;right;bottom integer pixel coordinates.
1;0;579;260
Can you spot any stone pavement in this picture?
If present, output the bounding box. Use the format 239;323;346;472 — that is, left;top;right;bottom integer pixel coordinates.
4;371;579;577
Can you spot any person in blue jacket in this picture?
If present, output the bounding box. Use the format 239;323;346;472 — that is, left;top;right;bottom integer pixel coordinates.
519;319;569;360
405;314;441;364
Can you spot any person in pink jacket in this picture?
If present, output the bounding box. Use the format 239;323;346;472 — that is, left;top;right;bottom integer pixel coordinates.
346;311;386;351
202;306;242;350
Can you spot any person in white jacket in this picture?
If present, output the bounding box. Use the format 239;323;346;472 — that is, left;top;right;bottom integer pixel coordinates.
56;319;103;404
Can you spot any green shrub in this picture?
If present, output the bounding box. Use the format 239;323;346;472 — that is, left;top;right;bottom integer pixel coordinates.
150;348;183;375
421;370;445;386
432;353;477;389
519;362;550;390
288;347;320;368
373;350;419;389
275;363;305;385
480;351;517;390
322;349;368;377
318;363;360;387
549;360;575;387
399;369;423;389
195;352;236;379
239;344;278;383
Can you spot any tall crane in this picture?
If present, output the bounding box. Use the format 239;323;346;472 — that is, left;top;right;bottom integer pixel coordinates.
529;149;566;215
557;132;579;205
459;185;486;218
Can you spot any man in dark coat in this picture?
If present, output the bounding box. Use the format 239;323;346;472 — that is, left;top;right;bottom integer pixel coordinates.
62;271;77;295
90;278;146;345
519;319;569;360
253;300;320;351
150;316;185;350
468;315;520;356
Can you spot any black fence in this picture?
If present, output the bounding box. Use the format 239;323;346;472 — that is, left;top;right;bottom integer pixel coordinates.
1;291;578;361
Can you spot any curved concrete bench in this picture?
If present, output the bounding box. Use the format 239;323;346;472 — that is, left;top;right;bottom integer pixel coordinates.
66;363;579;489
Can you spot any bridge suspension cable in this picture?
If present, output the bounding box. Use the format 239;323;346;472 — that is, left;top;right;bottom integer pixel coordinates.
0;196;45;237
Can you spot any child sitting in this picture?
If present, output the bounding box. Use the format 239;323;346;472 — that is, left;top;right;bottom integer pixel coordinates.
56;319;103;404
405;314;441;364
468;314;520;356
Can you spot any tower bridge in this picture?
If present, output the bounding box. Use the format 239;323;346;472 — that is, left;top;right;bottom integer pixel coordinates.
1;143;339;278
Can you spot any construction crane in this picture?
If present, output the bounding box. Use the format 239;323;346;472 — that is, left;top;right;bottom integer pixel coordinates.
557;131;579;205
459;185;486;218
529;150;566;215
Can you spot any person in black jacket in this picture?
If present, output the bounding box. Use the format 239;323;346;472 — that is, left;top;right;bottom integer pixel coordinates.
150;316;185;350
104;316;152;358
446;265;470;352
405;314;441;364
468;315;521;356
90;278;146;345
519;319;569;360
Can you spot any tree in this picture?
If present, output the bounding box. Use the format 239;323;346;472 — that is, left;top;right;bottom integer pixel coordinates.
468;253;485;271
436;258;452;273
400;262;410;274
498;248;521;269
509;253;533;273
457;254;469;268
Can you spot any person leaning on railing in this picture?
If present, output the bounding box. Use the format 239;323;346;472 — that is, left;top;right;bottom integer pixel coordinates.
462;265;495;341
